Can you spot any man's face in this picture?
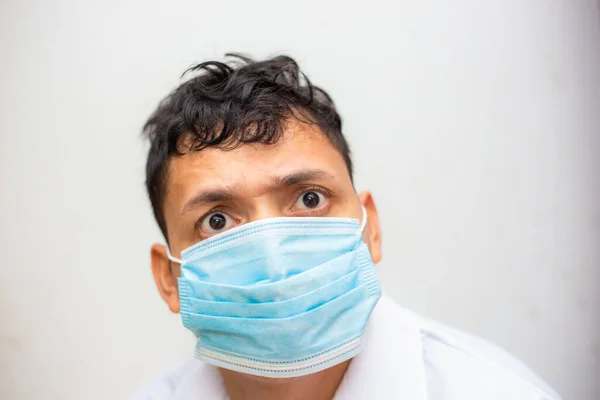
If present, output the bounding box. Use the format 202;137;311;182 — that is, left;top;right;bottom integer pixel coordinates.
151;120;381;313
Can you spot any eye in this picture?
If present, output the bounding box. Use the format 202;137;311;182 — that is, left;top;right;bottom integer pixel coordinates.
199;211;235;235
294;190;327;210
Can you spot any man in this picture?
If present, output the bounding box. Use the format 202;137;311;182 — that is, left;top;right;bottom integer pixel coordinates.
133;54;560;399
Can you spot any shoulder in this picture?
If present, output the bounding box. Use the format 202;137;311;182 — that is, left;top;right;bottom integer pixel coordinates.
129;358;224;400
392;300;561;399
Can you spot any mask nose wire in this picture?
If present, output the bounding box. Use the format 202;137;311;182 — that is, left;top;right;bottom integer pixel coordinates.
166;206;369;264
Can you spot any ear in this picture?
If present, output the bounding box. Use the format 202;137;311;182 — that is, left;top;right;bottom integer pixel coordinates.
359;191;382;264
150;243;181;313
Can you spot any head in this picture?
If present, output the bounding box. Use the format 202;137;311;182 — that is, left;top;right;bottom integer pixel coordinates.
143;54;382;314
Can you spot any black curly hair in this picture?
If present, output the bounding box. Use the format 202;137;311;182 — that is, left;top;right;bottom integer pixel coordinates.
143;54;352;239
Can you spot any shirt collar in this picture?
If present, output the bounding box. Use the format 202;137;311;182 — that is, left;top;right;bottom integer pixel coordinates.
333;294;427;400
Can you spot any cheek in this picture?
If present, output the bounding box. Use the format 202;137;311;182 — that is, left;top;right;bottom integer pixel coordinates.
362;228;381;263
171;264;182;279
362;228;371;246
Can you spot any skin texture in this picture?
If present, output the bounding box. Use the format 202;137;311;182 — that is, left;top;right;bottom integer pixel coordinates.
150;120;382;400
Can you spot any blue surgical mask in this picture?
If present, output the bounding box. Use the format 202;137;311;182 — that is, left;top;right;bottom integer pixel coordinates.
166;207;381;378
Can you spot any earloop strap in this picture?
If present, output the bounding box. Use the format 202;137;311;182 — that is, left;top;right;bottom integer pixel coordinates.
360;205;368;233
166;246;183;264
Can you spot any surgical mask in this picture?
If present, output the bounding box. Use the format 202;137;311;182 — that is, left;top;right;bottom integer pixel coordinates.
166;207;381;378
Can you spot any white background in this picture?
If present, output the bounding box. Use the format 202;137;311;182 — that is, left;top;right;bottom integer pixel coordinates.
1;1;599;399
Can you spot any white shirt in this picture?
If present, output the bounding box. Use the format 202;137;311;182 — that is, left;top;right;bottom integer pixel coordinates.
131;294;561;399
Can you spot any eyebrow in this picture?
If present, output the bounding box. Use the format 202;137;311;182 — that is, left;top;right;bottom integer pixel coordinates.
180;188;236;215
180;169;336;216
274;169;336;187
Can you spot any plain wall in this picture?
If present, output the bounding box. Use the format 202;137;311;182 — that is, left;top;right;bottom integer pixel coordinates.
1;1;598;399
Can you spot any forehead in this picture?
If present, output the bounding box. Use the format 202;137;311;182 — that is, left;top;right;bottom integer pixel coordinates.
164;121;352;207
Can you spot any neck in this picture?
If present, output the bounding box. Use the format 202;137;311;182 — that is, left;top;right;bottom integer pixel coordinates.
219;360;351;400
